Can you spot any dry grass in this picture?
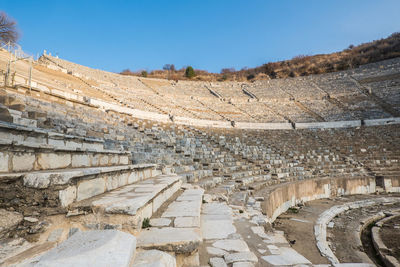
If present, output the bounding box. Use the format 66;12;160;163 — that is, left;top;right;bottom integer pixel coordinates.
120;32;400;82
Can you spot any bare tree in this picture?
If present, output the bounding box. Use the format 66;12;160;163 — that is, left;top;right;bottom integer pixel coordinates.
163;64;175;72
0;11;19;45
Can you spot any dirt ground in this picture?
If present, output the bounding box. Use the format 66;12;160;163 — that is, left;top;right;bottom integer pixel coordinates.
274;194;400;265
380;215;400;260
273;199;336;264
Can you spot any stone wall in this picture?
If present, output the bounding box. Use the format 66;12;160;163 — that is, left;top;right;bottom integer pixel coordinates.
261;176;379;223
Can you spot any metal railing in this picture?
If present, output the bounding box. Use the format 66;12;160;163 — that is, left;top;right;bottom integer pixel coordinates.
2;42;35;90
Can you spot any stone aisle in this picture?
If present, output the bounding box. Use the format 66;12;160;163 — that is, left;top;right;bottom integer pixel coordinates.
200;195;313;267
200;201;258;267
234;196;312;266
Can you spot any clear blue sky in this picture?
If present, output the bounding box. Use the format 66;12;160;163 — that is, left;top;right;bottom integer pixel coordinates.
2;0;400;73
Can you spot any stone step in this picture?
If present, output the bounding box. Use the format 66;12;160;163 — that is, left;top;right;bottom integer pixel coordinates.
71;174;182;229
197;176;225;189
0;144;131;174
137;185;204;265
0;164;158;216
0;120;122;155
177;169;213;183
132;249;176;267
17;230;137;267
235;174;271;186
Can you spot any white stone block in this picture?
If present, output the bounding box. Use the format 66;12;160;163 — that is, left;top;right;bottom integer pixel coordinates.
153;191;168;213
77;178;105;201
12;153;35;172
138;203;153;221
37;153;71;169
128;171;139;184
0;152;9;172
212;239;249;252
99;155;109;165
106;175;119;191
71;154;90;168
174;217;200;228
109;155;119;165
117;172;129;187
31;230;136;267
132;249;176;267
59;186;77;207
224;252;258;264
210;257;228;267
119;155;129;165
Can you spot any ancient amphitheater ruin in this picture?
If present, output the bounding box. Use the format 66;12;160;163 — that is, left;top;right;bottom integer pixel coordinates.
0;46;399;267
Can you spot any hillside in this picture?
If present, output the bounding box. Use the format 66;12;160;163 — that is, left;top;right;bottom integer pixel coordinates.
121;32;400;82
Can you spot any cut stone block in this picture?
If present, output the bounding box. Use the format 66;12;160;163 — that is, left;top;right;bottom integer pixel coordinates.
22;164;155;189
224;252;258;264
59;186;77;207
174;216;200;228
0;152;9;172
176;188;204;202
212;239;249;252
71;154;90;168
30;230;136;267
132;249;176;267
150;218;172;227
81;176;181;216
37;153;71;169
210;257;228;267
232;262;255;267
162;200;201;218
201;203;236;240
207;247;229;257
137;227;201;253
261;247;311;265
77;178;105;201
12;153;35;172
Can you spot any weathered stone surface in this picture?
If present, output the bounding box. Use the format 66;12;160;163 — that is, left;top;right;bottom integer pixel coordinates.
210;257;228;267
201;203;236;240
28;230;136;267
23;170;84;189
71;154;90;168
202;203;233;216
137;227;201;253
12;153;35;172
77;178;105;201
24;217;39;223
176;188;204;201
201;216;236;240
261;247;311;265
59;186;77;207
174;216;200;228
119;156;129;165
224;252;258;264
232;262;255;267
132;249;176;267
0;152;9;172
162;200;201;218
333;264;375;267
150;218;172;227
37;153;71;169
207;247;229;257
82;176;181;216
212;239;249;252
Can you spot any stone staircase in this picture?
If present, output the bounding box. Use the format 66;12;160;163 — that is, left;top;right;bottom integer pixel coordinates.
0;52;399;266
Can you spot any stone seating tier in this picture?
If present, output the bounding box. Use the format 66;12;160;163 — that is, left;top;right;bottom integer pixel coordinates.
34;53;400;123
